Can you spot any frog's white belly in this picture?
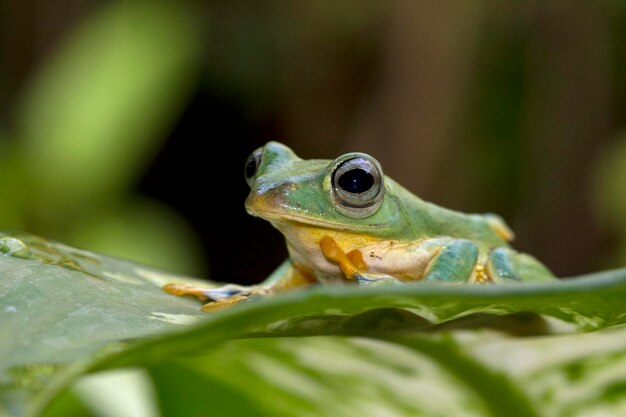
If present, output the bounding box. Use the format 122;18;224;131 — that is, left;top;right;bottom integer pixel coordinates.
356;239;442;281
283;231;444;284
286;241;347;284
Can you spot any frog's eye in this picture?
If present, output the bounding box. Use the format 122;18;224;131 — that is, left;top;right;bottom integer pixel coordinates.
331;154;384;218
244;148;263;187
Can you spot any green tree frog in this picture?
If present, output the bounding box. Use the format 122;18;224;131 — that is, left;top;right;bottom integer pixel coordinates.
165;142;555;311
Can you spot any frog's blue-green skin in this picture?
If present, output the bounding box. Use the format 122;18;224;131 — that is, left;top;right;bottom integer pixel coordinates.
164;141;555;311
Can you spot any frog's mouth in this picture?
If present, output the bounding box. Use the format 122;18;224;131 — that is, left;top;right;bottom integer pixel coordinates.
246;203;388;232
258;210;384;230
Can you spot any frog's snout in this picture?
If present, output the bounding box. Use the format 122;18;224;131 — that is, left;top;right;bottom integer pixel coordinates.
245;181;299;218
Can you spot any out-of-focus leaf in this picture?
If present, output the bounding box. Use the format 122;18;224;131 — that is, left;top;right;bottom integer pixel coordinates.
0;150;31;230
591;135;626;267
149;362;268;417
16;0;203;215
66;198;206;276
38;389;93;417
592;135;626;234
70;327;626;417
453;325;626;416
72;369;158;417
150;337;497;417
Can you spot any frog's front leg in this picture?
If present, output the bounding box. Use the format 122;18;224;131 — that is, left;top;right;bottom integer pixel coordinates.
163;260;315;311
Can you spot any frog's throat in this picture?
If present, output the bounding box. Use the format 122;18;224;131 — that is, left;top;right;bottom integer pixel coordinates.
248;208;388;232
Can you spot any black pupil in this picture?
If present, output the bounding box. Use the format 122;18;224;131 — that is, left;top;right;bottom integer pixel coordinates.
245;157;257;179
338;168;374;194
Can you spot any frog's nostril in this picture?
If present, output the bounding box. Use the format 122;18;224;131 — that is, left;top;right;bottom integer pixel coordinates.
283;182;298;191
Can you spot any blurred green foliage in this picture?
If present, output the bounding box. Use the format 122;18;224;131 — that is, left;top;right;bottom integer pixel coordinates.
0;1;206;275
593;134;626;268
2;1;626;280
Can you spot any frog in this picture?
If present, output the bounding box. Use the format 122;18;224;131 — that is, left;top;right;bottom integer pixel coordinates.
164;141;556;311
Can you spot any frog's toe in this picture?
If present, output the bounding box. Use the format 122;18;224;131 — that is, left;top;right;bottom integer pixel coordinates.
204;284;249;301
201;286;271;311
201;294;249;312
355;273;404;287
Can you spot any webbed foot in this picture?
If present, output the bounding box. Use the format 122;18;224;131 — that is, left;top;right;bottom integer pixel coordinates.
163;283;269;311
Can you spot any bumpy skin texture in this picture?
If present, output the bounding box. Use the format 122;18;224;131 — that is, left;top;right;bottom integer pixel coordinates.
165;142;555;310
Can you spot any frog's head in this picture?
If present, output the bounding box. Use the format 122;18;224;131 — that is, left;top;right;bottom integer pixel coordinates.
244;142;406;239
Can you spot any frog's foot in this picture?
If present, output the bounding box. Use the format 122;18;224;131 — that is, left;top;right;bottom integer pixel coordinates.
163;283;249;301
200;292;257;312
319;236;402;286
486;247;556;283
163;283;270;311
201;286;271;311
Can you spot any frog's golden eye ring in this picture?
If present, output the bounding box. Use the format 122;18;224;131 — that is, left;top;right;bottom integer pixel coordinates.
244;148;263;187
331;154;384;218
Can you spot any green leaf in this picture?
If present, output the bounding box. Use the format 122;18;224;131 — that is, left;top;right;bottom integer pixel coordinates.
150;337;496;417
3;231;626;416
0;232;208;417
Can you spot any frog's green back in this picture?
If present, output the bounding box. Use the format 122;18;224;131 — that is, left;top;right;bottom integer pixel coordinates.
385;179;510;251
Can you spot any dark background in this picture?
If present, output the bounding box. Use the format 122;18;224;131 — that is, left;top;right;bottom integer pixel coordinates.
2;1;626;284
